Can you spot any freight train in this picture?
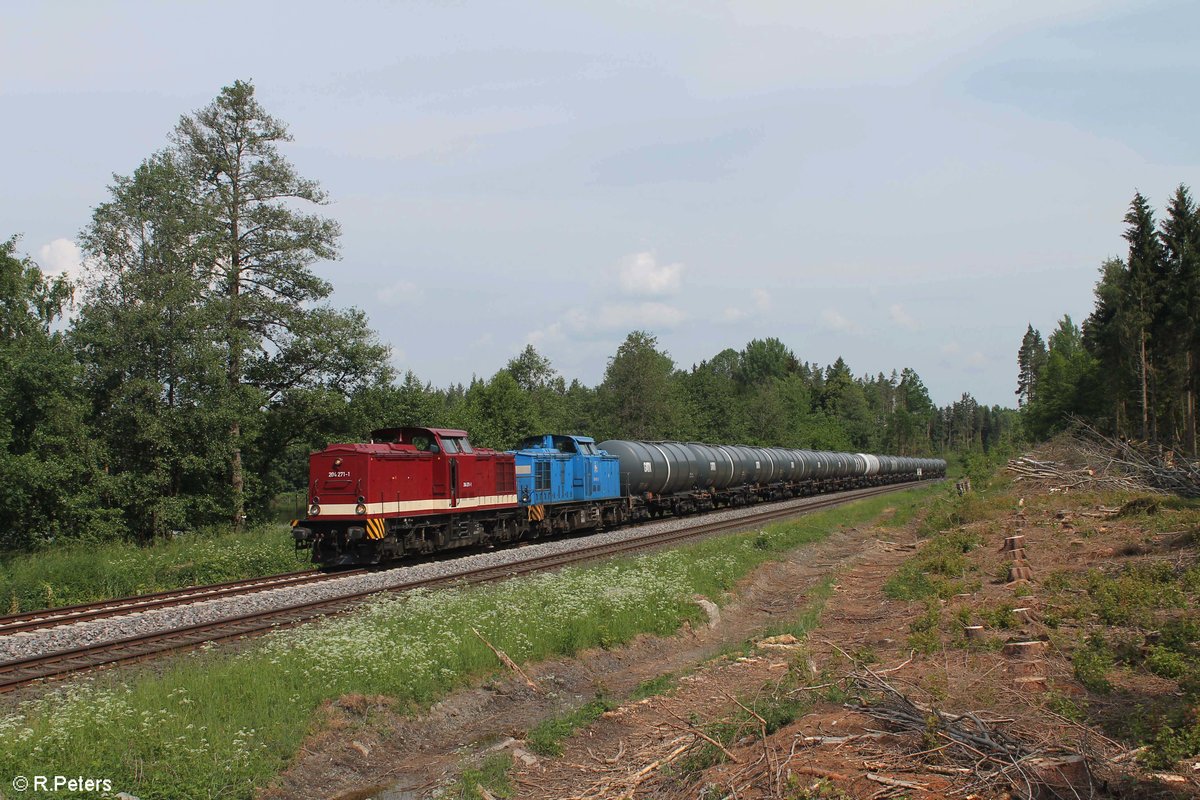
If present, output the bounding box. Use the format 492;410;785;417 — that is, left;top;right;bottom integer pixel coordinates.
290;426;946;567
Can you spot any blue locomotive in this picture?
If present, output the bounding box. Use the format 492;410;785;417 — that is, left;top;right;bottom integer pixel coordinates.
511;434;628;532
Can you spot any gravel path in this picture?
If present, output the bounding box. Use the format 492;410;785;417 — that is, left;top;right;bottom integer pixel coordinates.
0;492;871;663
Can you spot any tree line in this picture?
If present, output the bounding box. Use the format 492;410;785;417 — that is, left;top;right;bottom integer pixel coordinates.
0;81;1007;551
1017;186;1200;454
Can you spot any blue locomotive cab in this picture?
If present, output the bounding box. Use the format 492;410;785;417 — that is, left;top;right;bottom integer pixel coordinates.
511;434;621;506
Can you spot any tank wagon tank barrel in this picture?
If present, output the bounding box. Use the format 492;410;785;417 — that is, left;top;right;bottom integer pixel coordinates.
598;438;946;518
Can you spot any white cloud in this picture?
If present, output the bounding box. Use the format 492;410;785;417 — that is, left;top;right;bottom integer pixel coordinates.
820;308;863;334
615;251;684;297
722;306;748;322
889;303;918;330
37;238;83;282
940;341;962;356
752;288;772;311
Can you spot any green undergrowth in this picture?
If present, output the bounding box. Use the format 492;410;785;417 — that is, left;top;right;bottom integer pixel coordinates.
446;752;515;800
1043;551;1200;767
0;524;309;613
0;484;935;799
527;696;617;756
631;671;678;700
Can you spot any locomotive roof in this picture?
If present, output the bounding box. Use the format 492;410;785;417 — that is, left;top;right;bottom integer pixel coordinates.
369;426;469;439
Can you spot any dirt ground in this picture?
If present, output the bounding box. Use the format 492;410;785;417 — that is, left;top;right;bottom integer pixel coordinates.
265;481;1200;800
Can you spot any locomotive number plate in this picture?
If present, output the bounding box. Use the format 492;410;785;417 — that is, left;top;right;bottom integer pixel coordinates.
327;470;350;478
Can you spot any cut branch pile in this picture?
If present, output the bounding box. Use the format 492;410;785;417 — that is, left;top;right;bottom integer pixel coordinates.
846;666;1091;799
1008;423;1200;498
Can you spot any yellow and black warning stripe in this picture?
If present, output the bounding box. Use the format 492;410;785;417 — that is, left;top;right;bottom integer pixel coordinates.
528;505;546;522
366;518;387;540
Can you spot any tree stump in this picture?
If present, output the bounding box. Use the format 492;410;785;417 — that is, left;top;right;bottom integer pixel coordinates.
1013;607;1037;623
1008;563;1034;582
1013;675;1048;693
1002;535;1026;552
963;625;986;642
1007;659;1043;677
1003;640;1047;660
1028;755;1090;795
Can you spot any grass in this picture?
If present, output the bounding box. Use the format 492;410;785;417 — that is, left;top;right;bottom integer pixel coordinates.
0;524;309;613
447;752;516;799
527;697;617;756
0;483;936;800
631;672;677;700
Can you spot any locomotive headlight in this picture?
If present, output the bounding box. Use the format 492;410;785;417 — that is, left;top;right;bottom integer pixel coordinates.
355;503;367;515
308;503;321;516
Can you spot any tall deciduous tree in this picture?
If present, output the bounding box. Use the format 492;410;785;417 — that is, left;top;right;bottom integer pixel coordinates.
76;155;231;538
0;238;113;548
596;331;688;440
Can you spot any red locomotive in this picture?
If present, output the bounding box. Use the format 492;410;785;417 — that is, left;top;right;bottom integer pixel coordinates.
293;427;521;566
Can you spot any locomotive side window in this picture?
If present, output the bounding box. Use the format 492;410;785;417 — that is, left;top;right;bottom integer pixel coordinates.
535;461;551;491
441;438;460;454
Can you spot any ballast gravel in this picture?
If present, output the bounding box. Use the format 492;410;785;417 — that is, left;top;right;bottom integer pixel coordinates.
0;491;876;664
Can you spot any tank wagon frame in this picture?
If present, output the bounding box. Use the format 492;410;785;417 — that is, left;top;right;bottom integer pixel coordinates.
292;428;946;568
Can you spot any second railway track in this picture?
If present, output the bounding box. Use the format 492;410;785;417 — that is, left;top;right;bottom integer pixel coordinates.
0;481;933;693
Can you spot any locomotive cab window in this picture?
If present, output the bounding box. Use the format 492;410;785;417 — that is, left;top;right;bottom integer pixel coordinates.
440;438;460;454
535;461;551;491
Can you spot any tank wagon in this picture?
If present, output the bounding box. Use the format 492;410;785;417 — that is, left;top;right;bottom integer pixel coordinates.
292;426;945;567
598;440;945;517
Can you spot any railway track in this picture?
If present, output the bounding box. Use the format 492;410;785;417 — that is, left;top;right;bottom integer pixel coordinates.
0;481;932;693
0;568;365;636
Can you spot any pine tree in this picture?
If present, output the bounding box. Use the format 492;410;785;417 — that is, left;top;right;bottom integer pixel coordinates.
1015;324;1047;408
1159;185;1200;453
1123;192;1165;440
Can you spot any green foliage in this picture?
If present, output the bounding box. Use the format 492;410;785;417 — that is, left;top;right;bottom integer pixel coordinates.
884;527;980;601
74;80;390;537
1072;635;1114;694
1084;563;1186;626
0;524;307;612
631;672;677;700
0;238;117;549
1026;184;1200;450
594;331;691;441
907;604;943;653
450;753;515;800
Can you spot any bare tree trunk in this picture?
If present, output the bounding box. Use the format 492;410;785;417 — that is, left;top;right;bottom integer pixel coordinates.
1188;350;1197;456
1140;330;1149;440
230;419;244;529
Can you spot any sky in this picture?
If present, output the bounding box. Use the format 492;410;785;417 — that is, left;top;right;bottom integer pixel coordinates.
3;1;1198;407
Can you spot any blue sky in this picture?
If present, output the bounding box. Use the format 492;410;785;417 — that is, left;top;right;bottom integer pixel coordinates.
4;1;1197;406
